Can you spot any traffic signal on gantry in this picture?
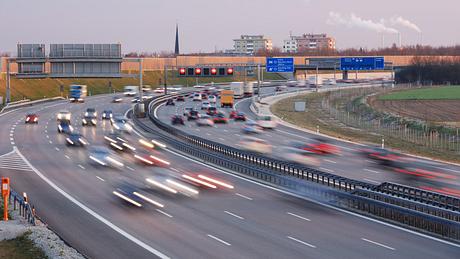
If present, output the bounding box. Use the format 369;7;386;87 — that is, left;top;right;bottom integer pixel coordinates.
177;67;234;77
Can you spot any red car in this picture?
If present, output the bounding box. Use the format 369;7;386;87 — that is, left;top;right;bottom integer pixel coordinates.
176;96;185;102
25;114;39;124
213;113;228;123
234;112;246;121
229;110;238;119
293;138;340;155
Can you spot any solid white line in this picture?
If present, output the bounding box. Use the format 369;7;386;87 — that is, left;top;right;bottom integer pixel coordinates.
235;193;253;200
13;147;170;259
78;164;86;170
323;159;337;164
361;238;395;251
287;236;316;248
156;209;173;218
207;234;231;246
96;176;105;182
287;212;311;222
364;169;381;174
224;211;245;220
319;167;334;173
363;178;380;184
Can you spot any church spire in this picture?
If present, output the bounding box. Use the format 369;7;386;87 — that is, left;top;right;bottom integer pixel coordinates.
174;23;180;55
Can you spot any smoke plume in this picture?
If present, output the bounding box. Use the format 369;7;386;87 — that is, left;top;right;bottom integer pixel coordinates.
389;16;422;33
328;12;399;34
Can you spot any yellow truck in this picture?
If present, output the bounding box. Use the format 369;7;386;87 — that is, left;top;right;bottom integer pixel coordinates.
220;90;234;108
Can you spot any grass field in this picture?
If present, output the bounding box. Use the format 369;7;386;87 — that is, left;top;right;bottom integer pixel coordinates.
0;71;283;102
379;86;460;100
0;232;48;259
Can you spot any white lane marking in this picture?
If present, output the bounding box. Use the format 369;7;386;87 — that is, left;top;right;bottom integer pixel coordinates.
156;209;173;218
55;147;60;151
223;129;228;132
224;211;245;220
78;164;86;170
219;138;225;141
13;147;170;259
235;134;241;137
207;234;231;246
65;155;71;159
287;212;311;222
323;159;337;164
127;166;135;171
96;176;105;182
361;238;395;251
49;140;53;144
206;133;211;136
319;167;334;173
287;236;316;248
9;133;13;137
235;193;253;200
10;137;13;141
131;116;460;249
46;135;50;139
363;178;380;184
10;142;14;145
364;169;381;174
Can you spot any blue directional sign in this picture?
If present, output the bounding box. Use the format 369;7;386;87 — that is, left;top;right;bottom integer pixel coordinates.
340;57;385;71
266;57;294;73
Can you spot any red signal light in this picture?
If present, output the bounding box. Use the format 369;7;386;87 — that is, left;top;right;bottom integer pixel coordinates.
195;68;202;75
227;67;234;75
211;68;217;75
179;68;186;75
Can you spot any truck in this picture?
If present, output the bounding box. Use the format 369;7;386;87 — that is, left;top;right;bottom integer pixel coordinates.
220;90;234;108
69;85;87;103
124;85;139;96
243;82;255;97
230;82;244;99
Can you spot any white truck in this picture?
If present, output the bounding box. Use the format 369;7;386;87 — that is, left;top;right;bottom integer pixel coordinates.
243;82;255;97
124;86;139;96
230;82;244;99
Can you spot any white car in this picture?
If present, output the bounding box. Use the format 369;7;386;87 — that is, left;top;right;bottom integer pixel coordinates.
208;95;217;103
193;93;202;101
196;115;214;127
57;110;71;121
201;101;211;110
193;85;205;89
239;137;272;154
257;115;277;129
112;116;133;133
286;80;297;87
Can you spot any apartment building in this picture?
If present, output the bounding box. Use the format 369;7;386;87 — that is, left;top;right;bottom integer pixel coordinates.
233;35;273;55
283;34;335;53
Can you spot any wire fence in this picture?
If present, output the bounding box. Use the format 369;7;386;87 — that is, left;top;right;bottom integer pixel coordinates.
320;85;460;153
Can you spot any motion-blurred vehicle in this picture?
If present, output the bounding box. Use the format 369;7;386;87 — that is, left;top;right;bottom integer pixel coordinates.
56;110;71;121
186;110;200;121
286;80;297;87
131;97;140;103
360;147;403;167
208;95;217;103
234;112;246;121
193;93;202;101
206;106;218;116
66;132;88;147
124;85;139;96
292;138;340;155
69;85;87;103
85;108;97;117
193;85;205;89
57;120;73;134
133;151;171;167
201;101;211;110
176;96;185;102
296;80;308;87
229;110;238;119
88;146;124;168
257;115;277;129
112;115;133;133
275;85;287;92
146;168;198;196
281;147;320;167
183;107;194;116
102;110;113;120
112;96;123;103
239;136;272;154
82;114;97;126
213;112;228;124
105;133;136;153
242;120;263;134
196;115;214;126
25;114;39;124
166;99;175;106
171;115;185;125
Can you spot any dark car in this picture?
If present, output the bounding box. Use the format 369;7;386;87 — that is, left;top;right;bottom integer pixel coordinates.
58;121;73;134
102;110;113;120
186;110;200;121
201;94;208;100
85;108;97;117
176;96;185;102
172;115;185;125
213;113;228;124
166;99;175;106
206;106;218;116
25;114;39;124
82;115;97;126
234;112;246;121
66;132;88;147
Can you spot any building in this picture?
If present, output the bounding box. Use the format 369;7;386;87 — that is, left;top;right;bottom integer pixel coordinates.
233;35;272;55
283;34;335;53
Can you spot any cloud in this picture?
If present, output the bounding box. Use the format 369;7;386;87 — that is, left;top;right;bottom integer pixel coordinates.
388;16;422;33
327;12;399;34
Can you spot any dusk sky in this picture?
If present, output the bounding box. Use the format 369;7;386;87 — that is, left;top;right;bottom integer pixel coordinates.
1;0;459;54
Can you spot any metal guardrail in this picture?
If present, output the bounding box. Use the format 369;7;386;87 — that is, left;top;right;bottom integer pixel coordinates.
8;190;36;225
132;94;460;241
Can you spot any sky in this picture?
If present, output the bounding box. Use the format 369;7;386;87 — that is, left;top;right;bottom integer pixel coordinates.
1;0;459;54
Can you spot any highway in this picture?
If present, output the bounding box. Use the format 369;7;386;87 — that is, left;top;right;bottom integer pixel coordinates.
156;86;460;193
0;92;459;258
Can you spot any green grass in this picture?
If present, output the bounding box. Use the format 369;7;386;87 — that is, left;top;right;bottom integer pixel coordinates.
379;86;460;100
0;232;48;259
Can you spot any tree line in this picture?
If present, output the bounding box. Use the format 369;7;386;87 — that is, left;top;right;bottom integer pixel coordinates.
396;56;460;85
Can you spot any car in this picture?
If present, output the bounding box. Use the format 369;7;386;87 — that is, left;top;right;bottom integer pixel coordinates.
112;96;123;103
286;80;297;87
193;85;205;89
88;146;124;168
280;147;320;167
171;115;185;125
239;137;272;154
25;114;39;124
57;110;71;121
113;184;145;207
275;85;287;92
104;133;136;153
360;147;404;167
112;115;133;133
201;101;211;110
193;93;202;101
213;113;228;124
66;132;88;147
201;94;208;100
57;121;73;134
208;95;217;103
133;151;171;167
82;115;97;126
186;110;200;121
102;110;113;120
257;115;277;129
131;97;140;103
183;107;194;116
242;120;263;134
166;99;175;106
229;110;238;119
85;108;97;117
145;168;198;196
234;112;246;121
176;96;185;102
206;106;218;116
196;115;214;127
295;138;340;155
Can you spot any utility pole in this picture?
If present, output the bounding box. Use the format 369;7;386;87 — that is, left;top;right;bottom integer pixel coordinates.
164;65;168;95
139;59;143;101
6;59;11;104
257;64;261;100
315;65;319;92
